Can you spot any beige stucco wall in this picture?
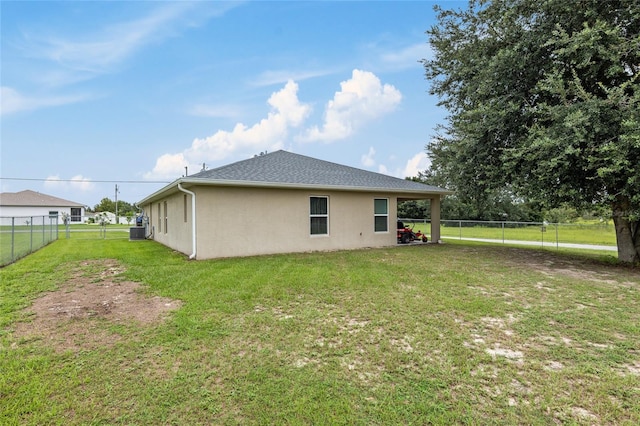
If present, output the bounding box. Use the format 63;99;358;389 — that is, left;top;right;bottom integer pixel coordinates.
144;186;405;259
145;191;194;257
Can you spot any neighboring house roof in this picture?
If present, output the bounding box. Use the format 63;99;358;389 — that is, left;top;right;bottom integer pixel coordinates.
0;190;85;207
140;150;451;204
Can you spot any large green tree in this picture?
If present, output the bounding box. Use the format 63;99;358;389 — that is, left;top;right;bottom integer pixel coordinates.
93;198;136;216
423;0;640;262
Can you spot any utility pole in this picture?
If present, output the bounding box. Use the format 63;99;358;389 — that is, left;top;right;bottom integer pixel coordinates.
115;184;119;225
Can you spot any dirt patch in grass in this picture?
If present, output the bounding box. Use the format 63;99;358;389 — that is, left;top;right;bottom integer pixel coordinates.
12;259;181;353
500;247;638;284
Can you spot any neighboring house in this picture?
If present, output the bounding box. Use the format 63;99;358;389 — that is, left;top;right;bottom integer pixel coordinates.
138;150;452;259
0;190;86;226
93;211;132;225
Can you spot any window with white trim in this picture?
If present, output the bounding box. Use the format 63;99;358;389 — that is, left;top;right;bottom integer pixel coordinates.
374;198;388;232
70;208;82;222
310;196;328;235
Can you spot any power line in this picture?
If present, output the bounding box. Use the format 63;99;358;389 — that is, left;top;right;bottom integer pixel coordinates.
0;177;171;184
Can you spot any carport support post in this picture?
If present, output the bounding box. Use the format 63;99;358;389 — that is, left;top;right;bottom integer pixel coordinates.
430;196;442;243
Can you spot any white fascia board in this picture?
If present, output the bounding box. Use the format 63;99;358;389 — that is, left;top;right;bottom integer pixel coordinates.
137;178;453;205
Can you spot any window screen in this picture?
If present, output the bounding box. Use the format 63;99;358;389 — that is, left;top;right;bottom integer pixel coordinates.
310;196;328;235
374;198;388;232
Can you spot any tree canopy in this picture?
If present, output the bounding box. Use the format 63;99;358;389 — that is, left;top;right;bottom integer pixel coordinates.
423;0;640;262
93;197;136;216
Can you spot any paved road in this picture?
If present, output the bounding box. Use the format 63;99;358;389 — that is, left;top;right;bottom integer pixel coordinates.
441;237;617;252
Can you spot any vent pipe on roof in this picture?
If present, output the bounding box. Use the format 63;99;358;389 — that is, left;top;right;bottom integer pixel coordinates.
177;183;197;260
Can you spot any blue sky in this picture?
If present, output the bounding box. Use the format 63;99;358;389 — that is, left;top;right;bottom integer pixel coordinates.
1;1;462;208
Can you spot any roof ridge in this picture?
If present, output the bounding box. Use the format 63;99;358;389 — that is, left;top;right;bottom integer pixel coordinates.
195;149;285;176
0;190;85;207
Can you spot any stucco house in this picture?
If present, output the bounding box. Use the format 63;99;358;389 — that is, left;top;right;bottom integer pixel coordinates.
90;211;132;225
138;150;451;259
0;190;86;226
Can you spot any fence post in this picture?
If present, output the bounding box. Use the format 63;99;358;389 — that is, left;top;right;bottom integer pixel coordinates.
30;216;34;253
11;217;15;262
459;220;462;240
502;221;505;244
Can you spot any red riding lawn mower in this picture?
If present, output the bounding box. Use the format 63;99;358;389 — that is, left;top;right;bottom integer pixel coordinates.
397;221;428;244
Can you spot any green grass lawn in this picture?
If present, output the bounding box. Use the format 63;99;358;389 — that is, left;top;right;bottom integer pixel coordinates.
0;224;131;267
1;221;616;267
0;226;59;266
1;239;639;424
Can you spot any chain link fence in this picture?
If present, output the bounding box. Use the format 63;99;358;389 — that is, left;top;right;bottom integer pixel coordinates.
0;214;137;267
2;216;617;267
0;215;59;267
399;218;617;250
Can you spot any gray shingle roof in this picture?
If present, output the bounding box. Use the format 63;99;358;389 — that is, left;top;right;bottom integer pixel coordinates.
0;190;85;207
189;150;449;193
139;150;451;205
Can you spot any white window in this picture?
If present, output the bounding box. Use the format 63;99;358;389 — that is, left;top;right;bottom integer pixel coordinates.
374;198;388;232
310;196;329;235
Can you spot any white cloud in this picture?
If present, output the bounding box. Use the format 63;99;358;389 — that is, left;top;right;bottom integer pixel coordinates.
300;69;402;143
143;153;188;180
43;174;95;192
378;164;391;175
69;175;96;191
21;2;236;86
379;42;432;71
252;68;334;87
43;4;193;69
361;147;376;167
144;80;311;180
43;175;64;189
402;151;430;178
1;86;89;116
376;152;430;179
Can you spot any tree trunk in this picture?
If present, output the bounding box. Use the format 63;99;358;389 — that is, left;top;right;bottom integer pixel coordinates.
612;196;640;264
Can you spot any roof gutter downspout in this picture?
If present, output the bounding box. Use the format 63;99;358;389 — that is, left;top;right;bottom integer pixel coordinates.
177;183;197;260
